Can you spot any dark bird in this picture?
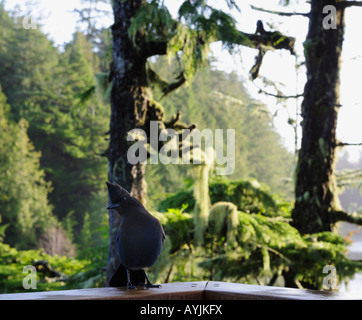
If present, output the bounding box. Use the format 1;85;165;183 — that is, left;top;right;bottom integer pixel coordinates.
256;20;266;35
106;182;165;289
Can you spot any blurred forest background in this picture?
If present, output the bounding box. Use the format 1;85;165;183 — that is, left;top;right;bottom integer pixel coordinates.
0;0;362;294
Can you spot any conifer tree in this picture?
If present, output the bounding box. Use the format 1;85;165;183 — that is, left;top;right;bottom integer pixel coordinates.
0;8;110;243
0;87;55;248
291;0;362;233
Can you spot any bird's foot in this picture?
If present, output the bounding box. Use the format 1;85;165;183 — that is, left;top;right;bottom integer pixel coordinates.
127;282;137;290
145;283;162;288
143;272;162;288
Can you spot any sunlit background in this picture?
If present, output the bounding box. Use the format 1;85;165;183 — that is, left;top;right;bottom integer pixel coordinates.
5;0;362;161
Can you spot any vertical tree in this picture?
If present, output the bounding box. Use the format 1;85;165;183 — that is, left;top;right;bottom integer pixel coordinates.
106;0;295;282
292;0;362;234
106;0;147;280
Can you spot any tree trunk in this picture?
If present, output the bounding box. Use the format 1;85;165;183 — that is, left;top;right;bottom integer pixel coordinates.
104;0;298;283
106;0;148;284
292;0;345;234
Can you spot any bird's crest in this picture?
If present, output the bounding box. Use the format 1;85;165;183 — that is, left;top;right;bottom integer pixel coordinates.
106;182;131;209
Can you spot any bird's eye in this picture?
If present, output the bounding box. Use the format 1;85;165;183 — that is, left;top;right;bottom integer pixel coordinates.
123;196;127;200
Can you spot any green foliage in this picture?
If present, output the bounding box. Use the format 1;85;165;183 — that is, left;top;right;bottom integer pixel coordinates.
157;189;195;212
78;213;92;249
0;87;56;248
0;215;8;242
0;176;360;292
209;179;292;218
0;6;110;250
158;179;292;218
0;241;88;293
128;0;176;46
177;0;240;50
154;208;193;254
128;0;243;81
149;178;361;289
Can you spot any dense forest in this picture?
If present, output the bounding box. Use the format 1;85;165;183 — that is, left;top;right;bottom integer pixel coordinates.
0;0;362;294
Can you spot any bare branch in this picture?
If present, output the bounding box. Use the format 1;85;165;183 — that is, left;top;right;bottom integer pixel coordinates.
337;142;362;147
250;46;266;80
254;84;303;99
250;5;310;17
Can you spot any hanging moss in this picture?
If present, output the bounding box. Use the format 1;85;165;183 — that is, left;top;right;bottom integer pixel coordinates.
208;202;239;246
193;164;212;244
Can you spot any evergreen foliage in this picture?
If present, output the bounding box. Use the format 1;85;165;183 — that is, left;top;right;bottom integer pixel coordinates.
0;7;109;251
0;87;55;249
0;241;89;293
149;180;361;289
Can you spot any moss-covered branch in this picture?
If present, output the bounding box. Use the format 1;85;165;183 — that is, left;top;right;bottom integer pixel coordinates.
147;65;186;97
142;22;296;58
330;210;362;225
212;18;295;55
132;2;296;81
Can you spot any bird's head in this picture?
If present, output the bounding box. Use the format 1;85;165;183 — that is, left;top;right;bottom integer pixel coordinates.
106;182;131;210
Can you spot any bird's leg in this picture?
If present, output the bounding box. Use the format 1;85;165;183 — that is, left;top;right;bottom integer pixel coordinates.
126;269;137;289
144;271;162;288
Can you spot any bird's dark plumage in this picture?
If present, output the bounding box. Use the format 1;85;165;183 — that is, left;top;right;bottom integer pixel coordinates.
256;20;266;34
106;182;165;289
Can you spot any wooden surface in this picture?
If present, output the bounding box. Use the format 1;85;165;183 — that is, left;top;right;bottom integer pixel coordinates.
0;282;206;300
0;281;360;300
205;281;357;300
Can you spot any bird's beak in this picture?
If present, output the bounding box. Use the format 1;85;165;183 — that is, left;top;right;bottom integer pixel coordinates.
107;203;120;210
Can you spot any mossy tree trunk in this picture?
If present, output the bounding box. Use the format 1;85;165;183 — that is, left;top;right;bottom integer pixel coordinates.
105;0;297;283
106;0;148;284
105;0;190;284
292;0;345;234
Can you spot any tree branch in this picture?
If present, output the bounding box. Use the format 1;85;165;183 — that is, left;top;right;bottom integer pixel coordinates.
143;20;296;82
146;25;296;58
144;40;168;58
336;142;362;147
254;83;303;99
331;210;362;225
337;1;362;9
250;46;266;80
161;73;186;97
250;5;310;17
147;65;186;97
230;29;296;55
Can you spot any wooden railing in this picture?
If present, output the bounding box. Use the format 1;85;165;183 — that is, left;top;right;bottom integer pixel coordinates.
0;281;359;300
